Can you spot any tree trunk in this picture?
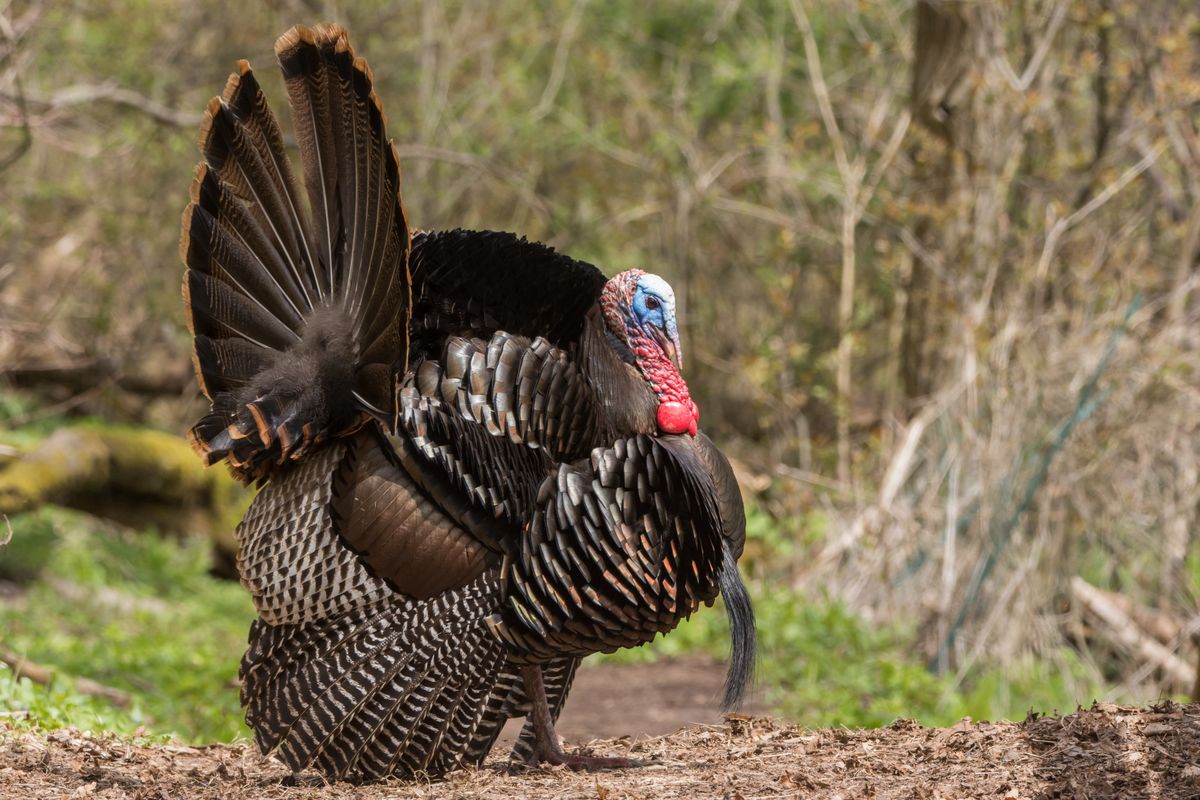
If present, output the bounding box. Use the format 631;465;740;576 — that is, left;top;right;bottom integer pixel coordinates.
902;1;1003;406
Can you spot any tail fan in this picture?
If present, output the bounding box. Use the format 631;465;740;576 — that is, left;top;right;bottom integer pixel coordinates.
182;23;409;482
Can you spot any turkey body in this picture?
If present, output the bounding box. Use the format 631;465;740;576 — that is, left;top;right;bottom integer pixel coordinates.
182;24;754;782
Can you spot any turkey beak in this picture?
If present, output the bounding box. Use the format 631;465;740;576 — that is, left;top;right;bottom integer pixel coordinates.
653;324;684;373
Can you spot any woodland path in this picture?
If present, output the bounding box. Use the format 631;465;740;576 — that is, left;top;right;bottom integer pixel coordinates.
2;660;1198;799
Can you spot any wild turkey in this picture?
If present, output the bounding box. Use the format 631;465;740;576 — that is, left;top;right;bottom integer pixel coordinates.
181;23;754;781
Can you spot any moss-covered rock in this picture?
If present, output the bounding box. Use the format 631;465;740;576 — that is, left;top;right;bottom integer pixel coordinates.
0;424;250;564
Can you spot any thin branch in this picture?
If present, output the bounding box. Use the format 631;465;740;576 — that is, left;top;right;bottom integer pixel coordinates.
693;147;748;194
1072;577;1196;691
707;195;837;246
1017;0;1068;91
17;83;202;128
857;109;911;219
393;143;552;221
775;463;855;496
993;0;1069;92
0;73;30;172
792;0;864;486
2;357;192;397
556;109;658;173
532;0;588;121
1035;144;1162;281
0;7;30;173
790;0;852;187
1;647;131;708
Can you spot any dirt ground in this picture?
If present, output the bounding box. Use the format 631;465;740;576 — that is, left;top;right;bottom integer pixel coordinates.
2;662;1199;799
499;658;757;747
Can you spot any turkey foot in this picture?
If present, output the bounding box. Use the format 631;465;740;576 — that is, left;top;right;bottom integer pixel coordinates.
520;665;641;771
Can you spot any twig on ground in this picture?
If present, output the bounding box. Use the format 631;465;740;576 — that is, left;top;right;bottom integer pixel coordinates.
1071;576;1196;691
0;648;130;707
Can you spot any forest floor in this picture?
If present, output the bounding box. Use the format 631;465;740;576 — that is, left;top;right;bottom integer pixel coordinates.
1;660;1198;800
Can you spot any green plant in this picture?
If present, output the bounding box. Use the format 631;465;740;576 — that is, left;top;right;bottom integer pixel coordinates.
595;574;1110;730
0;509;254;741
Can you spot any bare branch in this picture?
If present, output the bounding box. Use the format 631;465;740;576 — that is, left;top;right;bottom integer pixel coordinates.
1035;144;1162;281
1;647;131;707
1017;0;1068;91
790;0;852;189
858;108;911;219
1071;576;1197;691
393;143;552;221
19;83;203;128
0;6;30;173
532;0;587;121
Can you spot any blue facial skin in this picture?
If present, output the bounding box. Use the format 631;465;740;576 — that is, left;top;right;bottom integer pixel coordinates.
632;274;683;370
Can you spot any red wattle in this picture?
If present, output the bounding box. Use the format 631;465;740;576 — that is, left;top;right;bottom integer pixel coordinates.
658;401;698;436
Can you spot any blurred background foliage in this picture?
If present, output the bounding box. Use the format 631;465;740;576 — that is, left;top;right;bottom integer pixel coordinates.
3;0;1200;742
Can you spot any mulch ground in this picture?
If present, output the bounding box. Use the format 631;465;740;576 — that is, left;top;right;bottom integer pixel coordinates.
2;702;1199;800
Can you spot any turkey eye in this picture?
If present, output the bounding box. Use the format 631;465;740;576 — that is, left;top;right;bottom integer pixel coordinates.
645;296;660;311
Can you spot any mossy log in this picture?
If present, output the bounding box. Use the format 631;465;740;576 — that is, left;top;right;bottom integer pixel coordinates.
0;425;249;563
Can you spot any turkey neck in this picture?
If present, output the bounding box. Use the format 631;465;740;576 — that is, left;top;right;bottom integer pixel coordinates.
577;307;660;437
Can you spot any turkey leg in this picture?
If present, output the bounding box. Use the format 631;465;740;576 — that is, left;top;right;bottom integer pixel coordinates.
520;665;640;770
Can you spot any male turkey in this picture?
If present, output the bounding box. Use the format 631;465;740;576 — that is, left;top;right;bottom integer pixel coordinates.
181;23;754;781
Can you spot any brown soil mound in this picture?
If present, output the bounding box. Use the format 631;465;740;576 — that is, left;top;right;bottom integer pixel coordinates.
3;702;1198;799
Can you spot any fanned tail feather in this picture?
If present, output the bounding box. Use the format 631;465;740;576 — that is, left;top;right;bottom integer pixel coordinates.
182;23;410;483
